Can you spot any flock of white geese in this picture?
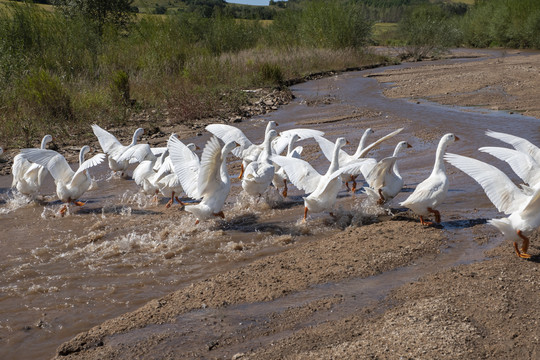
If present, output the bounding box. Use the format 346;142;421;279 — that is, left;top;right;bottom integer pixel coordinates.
4;122;539;259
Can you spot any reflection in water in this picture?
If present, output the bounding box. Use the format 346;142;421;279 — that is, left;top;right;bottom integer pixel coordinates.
1;50;537;359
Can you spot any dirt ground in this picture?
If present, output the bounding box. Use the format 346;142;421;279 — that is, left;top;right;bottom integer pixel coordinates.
39;50;540;359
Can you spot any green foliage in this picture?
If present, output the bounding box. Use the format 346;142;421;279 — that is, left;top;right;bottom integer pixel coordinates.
460;0;540;48
110;70;131;106
19;69;73;121
268;0;372;49
259;62;284;85
398;4;462;59
53;0;135;34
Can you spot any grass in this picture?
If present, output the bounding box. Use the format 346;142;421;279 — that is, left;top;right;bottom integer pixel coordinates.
0;2;385;149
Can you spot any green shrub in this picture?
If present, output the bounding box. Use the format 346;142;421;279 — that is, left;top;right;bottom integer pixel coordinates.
259;62;283;85
19;69;73;121
110;70;131;106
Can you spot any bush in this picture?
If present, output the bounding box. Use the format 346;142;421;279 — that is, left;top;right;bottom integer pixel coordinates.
19;69;73;121
110;70;131;106
398;4;461;60
259;62;284;85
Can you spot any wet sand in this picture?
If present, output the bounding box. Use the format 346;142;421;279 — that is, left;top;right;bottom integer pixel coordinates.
4;49;540;359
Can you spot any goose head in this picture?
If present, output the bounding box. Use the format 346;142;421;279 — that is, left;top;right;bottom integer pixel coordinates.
394;141;412;156
41;134;53;149
223;140;240;156
79;145;91;166
441;133;459;145
132;128;145;145
336;137;349;148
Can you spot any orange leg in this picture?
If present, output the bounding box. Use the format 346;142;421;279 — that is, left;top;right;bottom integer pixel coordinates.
419;216;433;226
303;206;308;221
213;211;225;219
345;182;350;191
195;219;200;225
59;204;68;217
73;201;85;206
282;179;288;198
514;230;532;259
427;207;441;224
237;164;244;179
377;189;385;205
175;196;185;206
350;175;357;193
166;192;175;208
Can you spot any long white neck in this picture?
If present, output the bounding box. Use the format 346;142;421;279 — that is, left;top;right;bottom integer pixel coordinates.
432;140;448;176
130;131;140;146
79;149;87;168
286;137;296;156
41;136;51;149
261;133;274;162
353;130;371;158
328;142;342;175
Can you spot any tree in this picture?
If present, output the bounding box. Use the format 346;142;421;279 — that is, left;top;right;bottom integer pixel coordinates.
53;0;134;35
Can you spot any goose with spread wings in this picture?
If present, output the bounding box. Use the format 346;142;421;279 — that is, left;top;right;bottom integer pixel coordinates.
168;135;238;224
20;146;105;216
445;150;539;259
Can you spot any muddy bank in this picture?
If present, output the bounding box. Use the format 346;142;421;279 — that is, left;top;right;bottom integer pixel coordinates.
55;218;446;359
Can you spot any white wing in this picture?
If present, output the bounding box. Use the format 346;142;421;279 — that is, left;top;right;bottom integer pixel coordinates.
365;157;398;188
485;130;540;164
91;124;122;155
20;149;74;183
271;155;322;194
167;135;201;199
272;128;324;155
150;147;167;156
205;124;252;158
314;136;348;164
479;146;540;186
118;143;155;164
72;154;106;184
356;128;404;158
198;136;224;195
444;153;527;215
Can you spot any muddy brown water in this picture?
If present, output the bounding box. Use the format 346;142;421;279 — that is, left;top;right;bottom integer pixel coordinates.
1;50;538;359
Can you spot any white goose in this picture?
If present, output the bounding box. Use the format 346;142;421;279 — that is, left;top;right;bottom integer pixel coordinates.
272;133;302;198
92;124;144;176
272;137;368;221
12;134;53;196
20;146;105;216
168;135;238;224
445;152;539;259
316;128;403;192
242;129;279;198
363;141;412;204
400;133;458;225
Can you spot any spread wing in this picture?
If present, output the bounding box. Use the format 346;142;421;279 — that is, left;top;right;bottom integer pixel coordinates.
444;153;527;215
198;136;224;195
485;130;540;164
72;154;106;184
206;124;252;158
479;146;540;186
357;128;404;158
92;124;122;155
167;134;201;199
270;155;322;194
272;128;324;155
20;149;74;183
365;157;398;188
